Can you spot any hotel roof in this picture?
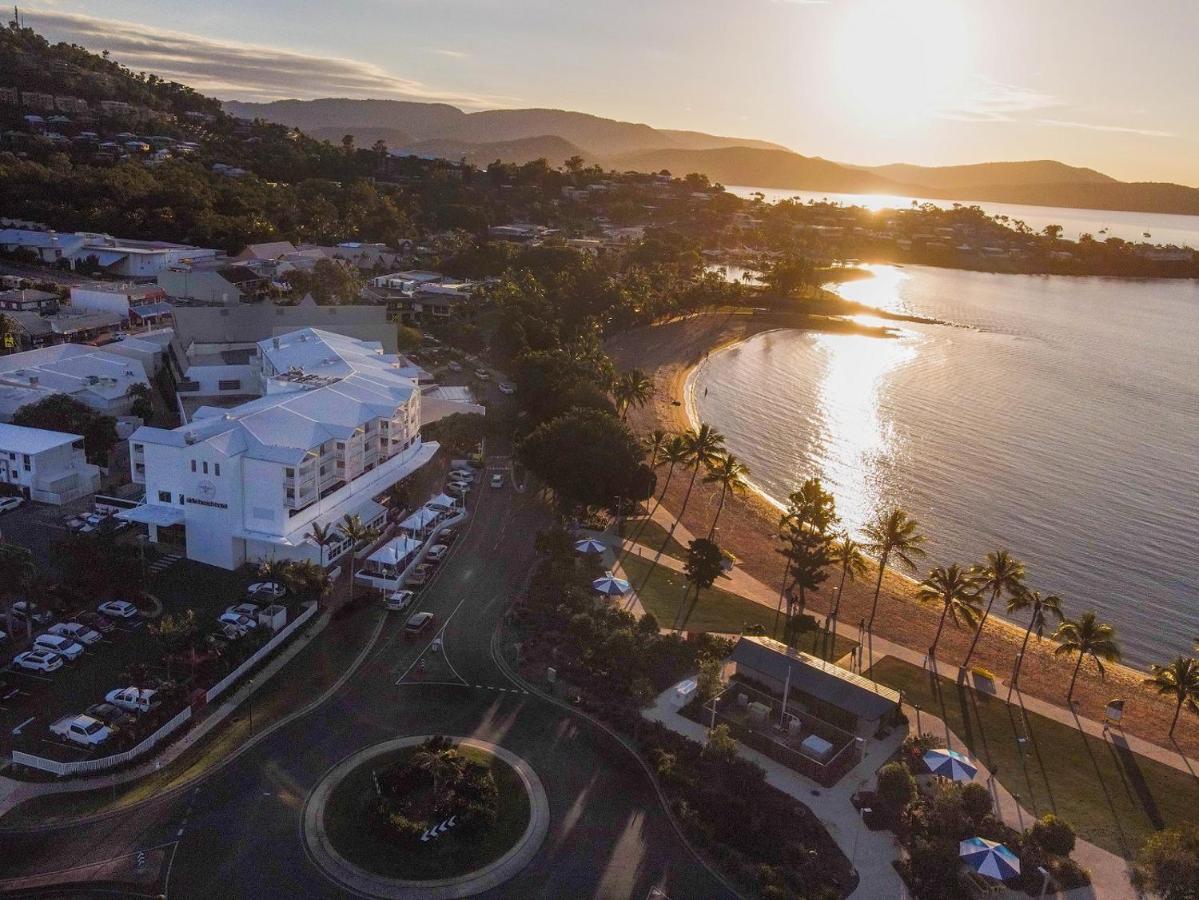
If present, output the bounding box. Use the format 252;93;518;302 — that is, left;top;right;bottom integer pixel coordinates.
0;422;83;454
0;344;149;402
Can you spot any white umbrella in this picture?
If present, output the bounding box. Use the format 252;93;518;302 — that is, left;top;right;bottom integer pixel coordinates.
574;538;607;554
959;837;1020;880
592;571;631;596
923;748;978;782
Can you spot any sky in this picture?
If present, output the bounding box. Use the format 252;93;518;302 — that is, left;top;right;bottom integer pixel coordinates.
19;0;1199;185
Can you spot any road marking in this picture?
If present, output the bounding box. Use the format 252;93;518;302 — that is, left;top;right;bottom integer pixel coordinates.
11;716;33;735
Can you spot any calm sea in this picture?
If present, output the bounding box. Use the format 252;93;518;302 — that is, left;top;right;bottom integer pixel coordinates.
724;184;1199;248
690;264;1199;666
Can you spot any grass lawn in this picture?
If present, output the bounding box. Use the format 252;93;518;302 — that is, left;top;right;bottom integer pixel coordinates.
323;745;531;880
620;516;689;560
619;554;857;662
868;656;1199;858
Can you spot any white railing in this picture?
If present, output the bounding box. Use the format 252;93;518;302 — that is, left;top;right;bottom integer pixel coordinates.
205;601;318;704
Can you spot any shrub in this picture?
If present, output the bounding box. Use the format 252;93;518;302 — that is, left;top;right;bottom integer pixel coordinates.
1133;825;1199;900
961;782;993;821
1030;814;1077;857
877;762;917;811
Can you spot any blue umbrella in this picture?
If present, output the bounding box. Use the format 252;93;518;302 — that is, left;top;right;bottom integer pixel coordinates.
959;837;1020;880
574;538;607;555
923;748;978;782
592;571;631;596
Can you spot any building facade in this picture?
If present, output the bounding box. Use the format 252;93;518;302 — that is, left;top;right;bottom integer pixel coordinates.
0;423;101;504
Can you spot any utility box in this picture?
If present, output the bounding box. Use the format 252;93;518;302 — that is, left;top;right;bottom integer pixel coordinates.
258;604;287;632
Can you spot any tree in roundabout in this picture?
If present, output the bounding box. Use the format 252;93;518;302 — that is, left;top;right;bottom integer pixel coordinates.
379;736;500;843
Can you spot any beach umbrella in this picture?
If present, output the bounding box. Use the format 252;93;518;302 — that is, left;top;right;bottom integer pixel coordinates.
923;748;978;782
592;571;631;596
959;837;1020;880
574;538;607;555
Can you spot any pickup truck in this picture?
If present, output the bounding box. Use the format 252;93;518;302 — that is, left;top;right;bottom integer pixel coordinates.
51;714;112;747
105;686;158;714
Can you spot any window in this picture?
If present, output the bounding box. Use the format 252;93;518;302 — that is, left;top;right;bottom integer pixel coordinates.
285;468;294;477
191;460;196;473
158;490;171;503
217;379;241;391
202;461;208;475
178;494;185;505
214;463;220;477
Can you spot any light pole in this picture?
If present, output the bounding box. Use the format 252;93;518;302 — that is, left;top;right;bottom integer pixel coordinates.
850;805;869;875
914;703;922;735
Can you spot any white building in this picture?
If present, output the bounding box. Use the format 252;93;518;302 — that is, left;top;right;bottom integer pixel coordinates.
69;282;167;319
0;423;101;504
122;328;479;570
0;344;154;422
0;229;220;276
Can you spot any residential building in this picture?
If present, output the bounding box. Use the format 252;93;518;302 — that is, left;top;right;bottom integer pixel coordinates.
121;328;479;570
0;228;221;276
69;283;167;319
368;271;479;323
488;223;560;243
0;423;100;504
0;344;153;422
6;310;122;351
157;264;270;305
0;289;59;314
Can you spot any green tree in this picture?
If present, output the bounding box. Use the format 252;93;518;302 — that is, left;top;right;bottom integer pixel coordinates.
916;564;982;660
396;324;422;353
676;537;724;631
1030;814;1076;856
129;382;155;421
774;478;838;640
862;508;926;631
281;559;332;606
1053;612;1122;703
305;521;337;568
876;761;916;810
411;744;466;796
1132;825;1199;900
339;513;380;606
1143;657;1199;738
422;412;485;457
0;542;35;639
675;423;725;528
12;394;118;465
1006;588;1063;692
706;722;738;762
284;257;363;305
962;550;1025;668
613;369;652;420
150;609;199;680
702;452;748;538
827;531;868;631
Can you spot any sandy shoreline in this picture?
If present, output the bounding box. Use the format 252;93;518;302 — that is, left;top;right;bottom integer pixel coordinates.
608;312;1199;759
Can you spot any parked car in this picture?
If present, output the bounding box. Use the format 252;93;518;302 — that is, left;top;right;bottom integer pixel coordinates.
448;468;474;481
86;701;135;730
498;383;516;395
51;714;112;747
12;601;53;628
406;564;433;587
438;528;457;544
97;600;139;620
49;621;102;646
13;649;63;673
425;544;449;563
447;361;463;372
34;633;84;661
404;611;435;637
226;603;260;620
446;479;471;493
490;472;505;489
76;611;115;634
247;581;286;600
217;611;256;634
385;589;415;611
474;368;490;381
105;686;159;714
0;496;24;513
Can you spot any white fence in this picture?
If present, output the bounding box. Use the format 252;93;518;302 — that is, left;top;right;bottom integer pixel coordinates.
12;602;318;778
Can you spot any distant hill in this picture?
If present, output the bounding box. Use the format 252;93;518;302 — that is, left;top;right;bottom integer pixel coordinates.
403;134;587;166
307;125;413;149
858;160;1118;191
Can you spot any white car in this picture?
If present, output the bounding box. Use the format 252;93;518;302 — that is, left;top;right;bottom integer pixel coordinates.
498;383;516;395
447;469;475;482
98;599;139;619
49;622;102;646
447;361;463;372
490;472;505;489
446;479;471;493
385;589;415;611
105;686;158;713
474;369;490;380
247;581;286;600
12;601;53;628
13;649;63;673
226;603;260;620
0;496;23;513
51;714;112;747
425;544;449;562
218;611;256;633
34;633;84;661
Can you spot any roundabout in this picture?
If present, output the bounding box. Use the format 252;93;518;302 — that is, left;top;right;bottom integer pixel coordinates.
302;736;549;899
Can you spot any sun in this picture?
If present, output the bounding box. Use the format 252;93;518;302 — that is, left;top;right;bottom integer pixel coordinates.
830;0;974;132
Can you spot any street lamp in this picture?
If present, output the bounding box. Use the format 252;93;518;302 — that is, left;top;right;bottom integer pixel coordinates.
914;703;922;735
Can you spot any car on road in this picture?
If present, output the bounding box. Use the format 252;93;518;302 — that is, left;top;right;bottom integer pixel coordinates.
49;622;103;646
105;686;158;714
12;601;54;629
498;382;516;395
86;701;135;730
98;600;139;620
404;611;435;637
76;611;115;634
51;714;112;747
474;369;490;380
217;611;256;634
0;496;24;513
447;468;474;482
385;589;415;611
425;544;449;562
13;649;63;673
247;581;286;600
34;633;84;661
490;472;505;489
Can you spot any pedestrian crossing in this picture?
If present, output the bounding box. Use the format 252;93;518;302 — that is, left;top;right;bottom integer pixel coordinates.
147;553;182;575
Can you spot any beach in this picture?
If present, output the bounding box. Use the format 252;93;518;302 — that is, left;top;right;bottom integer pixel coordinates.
608;313;1199;760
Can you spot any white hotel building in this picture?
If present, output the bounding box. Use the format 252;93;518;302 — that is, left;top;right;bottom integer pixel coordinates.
122;328;477;570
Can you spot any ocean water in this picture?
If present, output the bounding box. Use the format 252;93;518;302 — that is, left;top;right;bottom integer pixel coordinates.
690;264;1199;666
724;184;1199;248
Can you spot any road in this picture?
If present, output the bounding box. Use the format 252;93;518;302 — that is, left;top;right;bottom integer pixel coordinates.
0;472;734;899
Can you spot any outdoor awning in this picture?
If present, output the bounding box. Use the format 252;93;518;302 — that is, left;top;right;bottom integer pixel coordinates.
398;507;440;531
426;493;458;510
117;504;186;527
367;535;422;566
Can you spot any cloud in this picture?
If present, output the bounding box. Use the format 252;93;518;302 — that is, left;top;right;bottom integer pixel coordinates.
429;48;470;59
1035;119;1174;139
938;78;1058;123
22;9;509;109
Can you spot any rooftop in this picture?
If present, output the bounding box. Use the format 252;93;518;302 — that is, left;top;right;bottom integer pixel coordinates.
0;422;83;454
0;344;149;402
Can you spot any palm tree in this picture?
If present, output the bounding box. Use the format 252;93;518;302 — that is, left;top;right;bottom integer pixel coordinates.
676;537;725;631
339;513;381;605
621;434;687;563
1053;612;1121;703
962;550;1026;668
703;452;749;537
642;429;669;469
827;532;868;629
305;522;337;567
1006;588;1063;691
862;509;926;631
411;746;465;796
1143;657;1199;738
675;423;725;528
614;369;653;420
915;565;982;659
257;556;290;589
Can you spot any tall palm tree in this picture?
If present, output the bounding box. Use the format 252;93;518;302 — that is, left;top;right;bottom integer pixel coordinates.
915;565;982;659
305;522;337;567
257;556;290;588
703;452;748;538
411;745;465;796
1143;657;1199;738
1053;612;1121;703
1006;588;1063;691
614;369;653;420
827;532;868;629
962;550;1026;668
675;424;725;528
862;508;926;631
642;429;669;469
339;513;380;605
622;434;687;562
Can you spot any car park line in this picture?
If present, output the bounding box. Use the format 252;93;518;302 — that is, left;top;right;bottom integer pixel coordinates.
11;715;34;735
